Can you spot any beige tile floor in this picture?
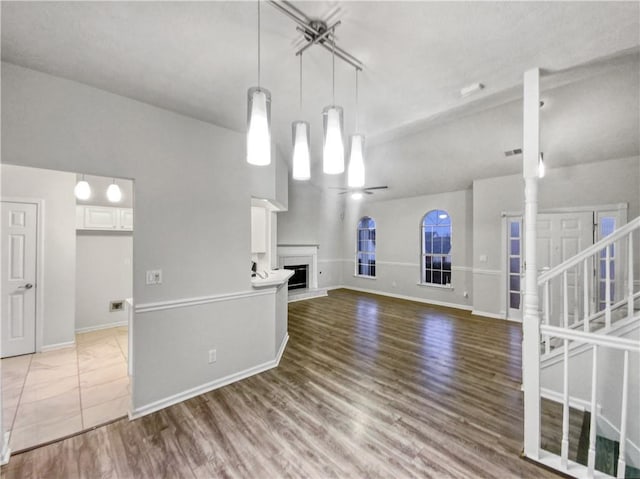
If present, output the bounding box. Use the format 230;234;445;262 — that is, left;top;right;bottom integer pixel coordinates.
1;326;130;452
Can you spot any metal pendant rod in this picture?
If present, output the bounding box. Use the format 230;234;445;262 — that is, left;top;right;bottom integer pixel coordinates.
268;0;363;70
280;0;310;23
294;27;362;70
295;20;341;56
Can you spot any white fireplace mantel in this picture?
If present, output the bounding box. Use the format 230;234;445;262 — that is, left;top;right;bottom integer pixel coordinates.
277;245;318;290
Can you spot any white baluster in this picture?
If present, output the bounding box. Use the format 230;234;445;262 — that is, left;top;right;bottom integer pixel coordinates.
605;245;612;329
617;350;629;479
573;265;579;327
583;258;590;332
561;338;570;469
544;281;550;355
587;345;598;478
563;271;569;329
628;234;634;319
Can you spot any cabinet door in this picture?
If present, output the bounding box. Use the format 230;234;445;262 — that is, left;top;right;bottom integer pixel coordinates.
84;206;118;229
119;208;134;231
251;206;266;253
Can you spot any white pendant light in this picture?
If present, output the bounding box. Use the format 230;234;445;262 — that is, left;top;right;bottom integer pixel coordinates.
323;106;344;174
347;69;365;188
292;121;311;180
292;54;310;180
107;180;123;203
246;0;271;166
322;28;345;175
538;152;545;178
74;175;91;200
347;134;365;187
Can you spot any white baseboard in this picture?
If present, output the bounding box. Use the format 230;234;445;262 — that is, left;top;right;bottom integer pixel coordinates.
40;340;76;353
472;309;507;320
129;334;290;420
598;414;640;468
75;320;128;334
288;289;328;303
1;432;10;466
338;285;473;312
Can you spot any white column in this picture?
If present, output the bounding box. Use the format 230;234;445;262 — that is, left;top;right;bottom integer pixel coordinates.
0;363;10;465
522;67;541;460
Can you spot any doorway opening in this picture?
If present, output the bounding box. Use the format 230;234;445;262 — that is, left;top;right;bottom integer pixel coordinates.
1;165;134;453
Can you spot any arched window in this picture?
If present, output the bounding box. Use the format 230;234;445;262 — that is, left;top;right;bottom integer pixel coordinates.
356;216;376;277
421;210;451;286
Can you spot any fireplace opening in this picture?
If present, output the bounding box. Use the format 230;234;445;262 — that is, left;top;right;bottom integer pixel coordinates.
284;264;308;291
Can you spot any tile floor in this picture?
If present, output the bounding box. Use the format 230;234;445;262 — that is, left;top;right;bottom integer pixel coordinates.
1;326;129;452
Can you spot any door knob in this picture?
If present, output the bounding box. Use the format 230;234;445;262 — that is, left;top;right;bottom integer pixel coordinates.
18;283;33;290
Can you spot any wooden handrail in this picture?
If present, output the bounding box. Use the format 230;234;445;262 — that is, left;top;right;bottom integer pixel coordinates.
538;216;640;285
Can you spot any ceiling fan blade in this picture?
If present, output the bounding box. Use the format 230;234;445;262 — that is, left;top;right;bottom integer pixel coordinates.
337;191;348;195
364;191;374;195
328;186;349;190
364;186;389;191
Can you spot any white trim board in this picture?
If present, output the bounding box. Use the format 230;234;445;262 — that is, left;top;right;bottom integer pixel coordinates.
75;320;128;334
1;432;10;466
338;285;472;312
135;289;273;314
472;310;508;320
40;340;76;353
129;334;289;420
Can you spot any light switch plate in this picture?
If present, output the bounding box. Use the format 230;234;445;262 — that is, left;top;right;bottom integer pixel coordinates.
146;270;162;285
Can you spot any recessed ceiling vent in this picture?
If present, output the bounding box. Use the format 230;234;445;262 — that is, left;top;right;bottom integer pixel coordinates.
504;148;523;157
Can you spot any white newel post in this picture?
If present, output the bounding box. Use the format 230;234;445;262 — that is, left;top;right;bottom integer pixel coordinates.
522;67;541;460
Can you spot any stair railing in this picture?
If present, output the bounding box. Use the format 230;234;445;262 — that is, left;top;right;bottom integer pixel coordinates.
539;326;639;478
535;216;640;478
538;216;640;355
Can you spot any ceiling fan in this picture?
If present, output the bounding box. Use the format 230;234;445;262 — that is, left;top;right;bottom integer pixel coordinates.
330;186;389;197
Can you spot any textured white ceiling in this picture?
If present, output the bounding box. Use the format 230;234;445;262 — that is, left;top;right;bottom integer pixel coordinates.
2;1;639;195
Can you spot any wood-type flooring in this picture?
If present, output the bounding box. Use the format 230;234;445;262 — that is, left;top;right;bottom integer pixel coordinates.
1;288;562;478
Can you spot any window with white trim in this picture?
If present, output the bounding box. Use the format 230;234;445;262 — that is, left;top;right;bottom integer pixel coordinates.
421;210;451;286
356;216;376;277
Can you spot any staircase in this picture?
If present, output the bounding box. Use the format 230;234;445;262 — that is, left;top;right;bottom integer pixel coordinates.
531;216;640;478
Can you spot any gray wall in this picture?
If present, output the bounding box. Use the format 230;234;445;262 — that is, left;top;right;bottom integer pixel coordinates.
1;62;287;410
1;164;76;347
278;179;345;288
341;189;473;308
75;233;133;332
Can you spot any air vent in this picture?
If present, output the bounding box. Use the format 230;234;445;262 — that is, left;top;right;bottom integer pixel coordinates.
504;148;523;157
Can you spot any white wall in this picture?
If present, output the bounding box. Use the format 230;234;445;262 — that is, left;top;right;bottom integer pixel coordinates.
341;189;474;309
1;62;288;412
472;156;640;317
1;164;76;348
75;233;132;332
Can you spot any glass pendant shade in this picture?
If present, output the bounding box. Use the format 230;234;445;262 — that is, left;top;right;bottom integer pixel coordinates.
292;121;311;181
322;106;345;174
74;180;91;200
107;183;123;203
247;87;271;166
347;134;366;188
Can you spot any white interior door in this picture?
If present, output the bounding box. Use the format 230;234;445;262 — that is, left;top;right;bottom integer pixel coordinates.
536;211;593;325
1;202;37;358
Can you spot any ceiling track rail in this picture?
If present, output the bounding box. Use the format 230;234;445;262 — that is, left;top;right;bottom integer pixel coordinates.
266;0;363;71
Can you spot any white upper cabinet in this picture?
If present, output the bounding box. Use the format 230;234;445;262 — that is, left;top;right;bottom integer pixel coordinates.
77;205;133;231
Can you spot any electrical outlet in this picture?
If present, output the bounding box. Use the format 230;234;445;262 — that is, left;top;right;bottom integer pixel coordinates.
146;270;162;285
208;349;217;364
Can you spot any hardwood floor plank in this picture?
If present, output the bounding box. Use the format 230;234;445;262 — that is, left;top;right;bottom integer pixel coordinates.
1;289;562;478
